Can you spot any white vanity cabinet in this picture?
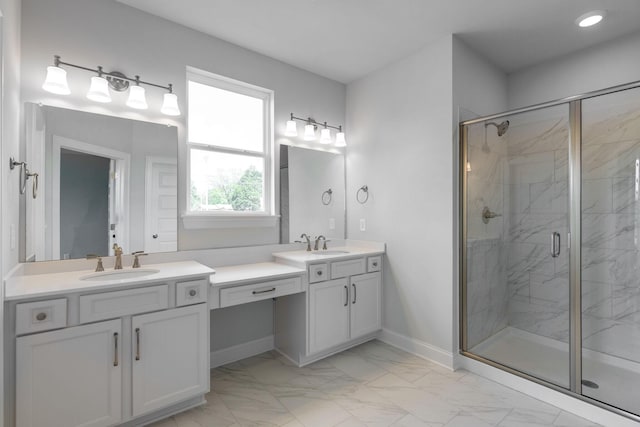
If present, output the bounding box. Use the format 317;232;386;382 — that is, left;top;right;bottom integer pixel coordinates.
16;319;122;427
131;304;208;417
308;270;382;355
6;261;214;427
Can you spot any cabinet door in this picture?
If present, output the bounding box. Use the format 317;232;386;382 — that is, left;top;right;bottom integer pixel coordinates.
131;304;208;417
350;272;382;339
16;319;122;427
308;278;350;354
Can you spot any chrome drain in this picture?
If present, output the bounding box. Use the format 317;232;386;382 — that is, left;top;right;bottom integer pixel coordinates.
581;379;599;389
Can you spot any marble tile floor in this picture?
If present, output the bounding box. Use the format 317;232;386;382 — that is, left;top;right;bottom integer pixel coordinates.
149;340;601;427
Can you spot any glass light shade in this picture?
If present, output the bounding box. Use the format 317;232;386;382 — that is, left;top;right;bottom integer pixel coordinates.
303;124;316;141
161;93;181;116
335;131;347;147
577;11;605;27
42;66;71;95
320;128;332;144
285;120;298;137
86;76;111;103
126;85;148;110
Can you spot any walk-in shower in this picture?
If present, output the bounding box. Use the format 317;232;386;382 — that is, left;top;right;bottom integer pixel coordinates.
460;82;640;421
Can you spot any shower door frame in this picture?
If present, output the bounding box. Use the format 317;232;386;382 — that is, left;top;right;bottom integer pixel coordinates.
459;79;640;422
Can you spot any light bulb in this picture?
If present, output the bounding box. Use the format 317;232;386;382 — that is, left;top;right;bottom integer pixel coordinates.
126;85;148;110
320;128;332;144
42;66;70;95
576;11;605;27
303;124;316;141
335;131;347;147
86;76;111;103
161;93;181;116
285;120;298;137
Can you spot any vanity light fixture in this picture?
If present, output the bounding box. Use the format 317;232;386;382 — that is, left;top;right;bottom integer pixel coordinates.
41;55;180;116
286;112;347;146
576;10;605;27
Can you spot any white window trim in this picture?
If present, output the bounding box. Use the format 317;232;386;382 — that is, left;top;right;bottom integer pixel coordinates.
184;67;276;229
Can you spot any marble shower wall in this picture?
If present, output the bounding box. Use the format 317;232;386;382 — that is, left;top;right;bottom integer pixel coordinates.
581;88;640;362
502;106;571;343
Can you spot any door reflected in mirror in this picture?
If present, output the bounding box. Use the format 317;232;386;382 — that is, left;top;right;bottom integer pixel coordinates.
22;103;178;262
280;145;345;244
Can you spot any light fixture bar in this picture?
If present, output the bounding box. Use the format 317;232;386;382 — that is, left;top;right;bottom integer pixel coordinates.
52;55;173;92
289;113;343;132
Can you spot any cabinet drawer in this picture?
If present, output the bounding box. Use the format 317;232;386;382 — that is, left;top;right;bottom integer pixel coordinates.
80;285;169;323
176;279;208;307
219;276;303;308
367;256;382;272
16;299;67;335
330;258;366;279
309;264;328;283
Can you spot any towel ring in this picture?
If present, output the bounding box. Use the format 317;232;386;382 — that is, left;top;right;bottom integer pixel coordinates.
356;185;369;204
27;171;39;199
321;188;333;205
10;158;27;195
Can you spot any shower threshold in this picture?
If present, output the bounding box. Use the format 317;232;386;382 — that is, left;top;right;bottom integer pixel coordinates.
470;327;640;416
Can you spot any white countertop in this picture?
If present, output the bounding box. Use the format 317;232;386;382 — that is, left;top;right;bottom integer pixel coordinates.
5;261;215;301
272;246;384;267
210;262;305;288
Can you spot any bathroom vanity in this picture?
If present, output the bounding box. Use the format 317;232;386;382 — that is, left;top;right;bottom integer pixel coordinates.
4;261;214;427
3;241;384;427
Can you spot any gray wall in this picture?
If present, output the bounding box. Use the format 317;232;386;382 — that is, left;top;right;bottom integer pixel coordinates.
20;0;346;251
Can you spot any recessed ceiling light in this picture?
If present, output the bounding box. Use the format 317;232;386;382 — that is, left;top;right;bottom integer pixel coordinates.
576;10;606;28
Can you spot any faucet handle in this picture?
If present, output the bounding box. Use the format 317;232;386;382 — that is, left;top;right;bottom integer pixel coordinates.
132;251;148;269
86;254;104;272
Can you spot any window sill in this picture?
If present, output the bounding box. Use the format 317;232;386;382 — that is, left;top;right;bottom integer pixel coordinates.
182;214;280;230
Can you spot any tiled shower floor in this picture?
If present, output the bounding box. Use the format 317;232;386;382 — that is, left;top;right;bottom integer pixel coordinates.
150;340;599;426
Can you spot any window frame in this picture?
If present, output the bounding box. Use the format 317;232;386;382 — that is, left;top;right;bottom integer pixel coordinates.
183;67;276;229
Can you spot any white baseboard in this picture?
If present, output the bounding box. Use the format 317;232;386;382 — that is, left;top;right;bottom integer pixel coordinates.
378;328;454;370
210;335;274;368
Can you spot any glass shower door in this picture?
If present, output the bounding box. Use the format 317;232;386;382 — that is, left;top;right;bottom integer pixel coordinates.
463;104;571;388
581;87;640;416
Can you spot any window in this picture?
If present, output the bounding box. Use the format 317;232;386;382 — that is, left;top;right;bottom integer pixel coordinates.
185;68;274;227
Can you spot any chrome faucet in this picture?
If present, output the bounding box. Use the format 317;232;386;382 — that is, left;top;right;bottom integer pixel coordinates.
314;235;327;251
300;233;312;251
112;244;123;270
86;254;104;272
132;251;148;268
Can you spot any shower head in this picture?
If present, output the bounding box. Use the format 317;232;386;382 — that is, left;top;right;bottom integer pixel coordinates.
485;120;510;137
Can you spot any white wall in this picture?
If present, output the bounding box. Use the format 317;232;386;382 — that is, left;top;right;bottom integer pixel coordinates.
20;0;345;252
508;30;640;109
346;35;456;360
0;0;20;422
345;35;507;364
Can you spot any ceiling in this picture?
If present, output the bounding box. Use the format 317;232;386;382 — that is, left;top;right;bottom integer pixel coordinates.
116;0;640;83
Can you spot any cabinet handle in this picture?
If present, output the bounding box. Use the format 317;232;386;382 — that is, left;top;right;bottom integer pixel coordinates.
252;287;276;295
113;332;119;367
35;312;47;321
316;270;323;276
135;328;141;361
189;289;197;297
352;284;357;304
372;262;378;267
344;285;348;307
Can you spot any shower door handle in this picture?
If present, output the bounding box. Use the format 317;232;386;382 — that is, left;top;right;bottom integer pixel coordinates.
551;232;561;258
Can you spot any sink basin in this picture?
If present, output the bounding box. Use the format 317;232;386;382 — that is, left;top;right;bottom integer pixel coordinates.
80;268;160;281
312;250;350;256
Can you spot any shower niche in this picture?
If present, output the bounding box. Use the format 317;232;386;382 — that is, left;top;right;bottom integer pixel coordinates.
460;84;640;421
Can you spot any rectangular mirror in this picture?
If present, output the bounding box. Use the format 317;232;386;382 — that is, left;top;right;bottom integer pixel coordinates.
21;103;178;262
280;145;345;243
